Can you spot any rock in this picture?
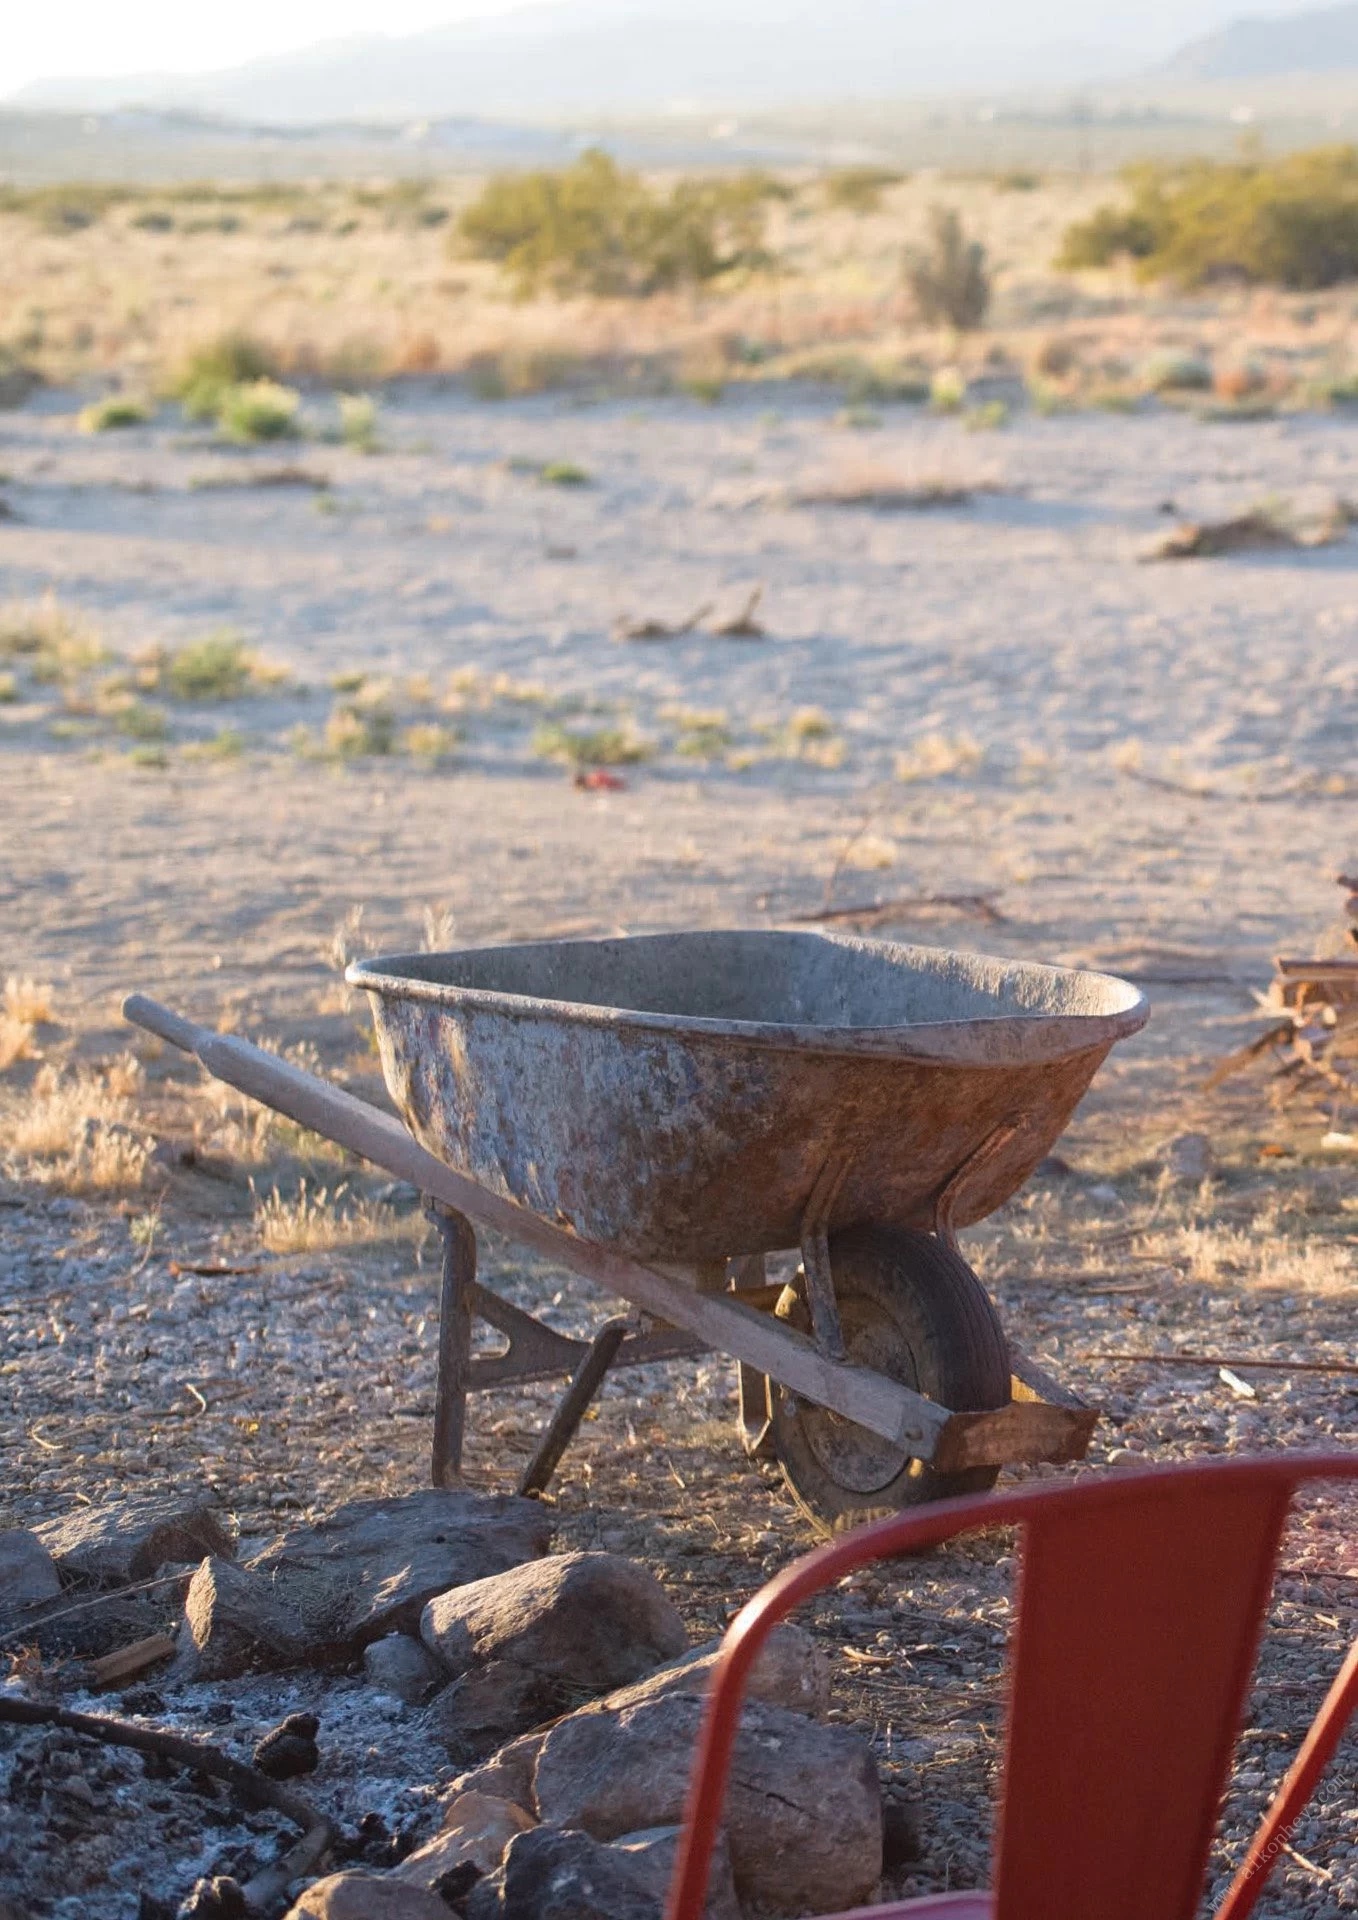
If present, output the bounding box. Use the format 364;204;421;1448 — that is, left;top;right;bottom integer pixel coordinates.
252;1711;320;1780
444;1729;548;1818
592;1622;830;1721
611;1826;741;1920
176;1879;249;1919
426;1658;574;1767
0;1529;62;1610
175;1556;307;1680
533;1690;881;1915
363;1633;445;1705
882;1796;924;1870
393;1790;535;1895
37;1492;233;1588
247;1489;553;1657
465;1826;663;1920
421;1552;688;1692
1164;1131;1214;1181
284;1874;452;1920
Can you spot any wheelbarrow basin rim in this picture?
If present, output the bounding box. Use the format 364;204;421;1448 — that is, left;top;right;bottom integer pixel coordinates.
347;929;1147;1070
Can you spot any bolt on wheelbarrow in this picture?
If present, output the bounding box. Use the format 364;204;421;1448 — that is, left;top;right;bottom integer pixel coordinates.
124;928;1147;1529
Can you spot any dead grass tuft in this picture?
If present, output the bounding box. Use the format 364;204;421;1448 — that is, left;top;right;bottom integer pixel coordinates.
253;1178;404;1252
7;1058;150;1189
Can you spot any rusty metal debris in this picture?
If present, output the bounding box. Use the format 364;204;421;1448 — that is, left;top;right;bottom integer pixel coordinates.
1207;877;1358;1106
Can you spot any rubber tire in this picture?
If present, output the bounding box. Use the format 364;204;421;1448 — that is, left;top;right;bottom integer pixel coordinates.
769;1225;1011;1535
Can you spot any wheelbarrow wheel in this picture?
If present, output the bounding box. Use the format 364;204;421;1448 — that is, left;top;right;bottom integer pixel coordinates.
769;1225;1010;1534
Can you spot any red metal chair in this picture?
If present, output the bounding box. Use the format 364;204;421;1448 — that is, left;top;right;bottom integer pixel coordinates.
664;1454;1358;1920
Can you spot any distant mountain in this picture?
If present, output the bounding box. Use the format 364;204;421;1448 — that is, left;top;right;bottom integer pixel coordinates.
1163;2;1358;80
10;0;1281;122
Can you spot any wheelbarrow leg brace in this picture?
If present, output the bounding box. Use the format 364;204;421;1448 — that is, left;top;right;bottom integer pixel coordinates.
428;1202;477;1487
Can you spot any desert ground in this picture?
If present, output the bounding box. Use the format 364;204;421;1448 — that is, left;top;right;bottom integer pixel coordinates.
1;176;1357;1918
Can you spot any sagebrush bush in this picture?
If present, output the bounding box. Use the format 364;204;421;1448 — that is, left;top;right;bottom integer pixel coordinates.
77;395;154;432
172;332;278;422
457;150;779;298
218;379;300;443
1058;146;1358;290
823;167;905;214
904;209;990;330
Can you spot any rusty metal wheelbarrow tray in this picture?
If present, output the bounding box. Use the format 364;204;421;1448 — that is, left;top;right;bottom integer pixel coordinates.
346;931;1147;1260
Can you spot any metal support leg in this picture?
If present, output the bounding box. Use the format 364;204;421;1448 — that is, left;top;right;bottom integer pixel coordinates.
428;1202;476;1489
799;1156;850;1362
731;1254;777;1460
517;1317;630;1497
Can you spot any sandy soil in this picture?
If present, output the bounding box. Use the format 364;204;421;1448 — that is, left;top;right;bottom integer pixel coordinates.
1;385;1356;1917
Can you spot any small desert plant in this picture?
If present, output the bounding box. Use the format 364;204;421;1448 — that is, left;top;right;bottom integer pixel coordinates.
218;379;300;444
532;721;649;767
823;166;905;214
111;698;169;741
326;699;396;757
538;461;591;486
0;594;107;683
172;332;278;421
9;1059;149;1189
995;170;1041;193
337;392;379;452
965;399;1009;431
77;394;154;432
929;366;968;412
905;209;991;330
163;633;255;700
402;722;460;764
0;671;16;704
896;731;984;782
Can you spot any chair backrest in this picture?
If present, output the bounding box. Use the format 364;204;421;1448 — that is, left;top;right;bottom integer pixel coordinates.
663;1454;1358;1920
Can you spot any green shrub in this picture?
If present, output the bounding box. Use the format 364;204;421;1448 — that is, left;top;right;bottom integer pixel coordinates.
164;634;254;701
0;183;128;230
538;461;590;486
457;150;779;298
172;332;278;422
218;379;300;443
77;395;154;432
995;170;1042;193
130;208;175;232
823;167;905;215
326;701;395;757
112;699;169;741
532;722;649;766
1058;146;1358;290
904;209;990;330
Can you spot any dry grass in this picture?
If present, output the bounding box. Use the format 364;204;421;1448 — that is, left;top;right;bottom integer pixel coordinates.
252;1178;407;1253
0;977;56;1073
6;1056;150;1190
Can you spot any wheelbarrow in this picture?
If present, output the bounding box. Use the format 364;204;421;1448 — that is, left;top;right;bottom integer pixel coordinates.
124;929;1148;1528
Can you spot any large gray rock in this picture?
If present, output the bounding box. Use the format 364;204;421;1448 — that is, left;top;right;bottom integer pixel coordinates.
534;1690;881;1915
465;1826;663;1920
393;1790;535;1894
425;1658;573;1768
175;1556;308;1680
284;1874;451;1920
592;1622;830;1721
611;1826;741;1920
421;1552;688;1691
0;1530;62;1611
36;1492;233;1587
443;1729;549;1819
363;1633;446;1706
248;1489;553;1658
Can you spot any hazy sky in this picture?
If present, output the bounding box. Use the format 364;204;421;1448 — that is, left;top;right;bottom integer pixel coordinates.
2;1;529;96
3;0;1323;101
